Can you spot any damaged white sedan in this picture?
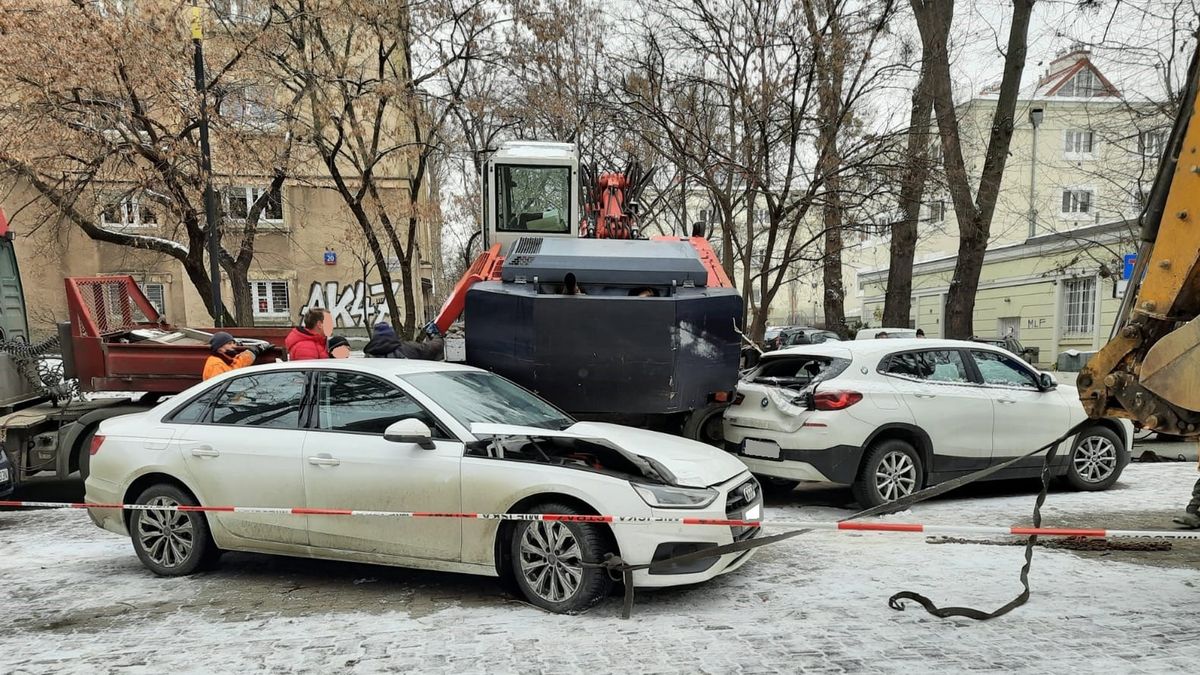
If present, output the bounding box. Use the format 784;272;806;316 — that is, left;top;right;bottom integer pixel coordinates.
724;339;1132;507
84;360;760;613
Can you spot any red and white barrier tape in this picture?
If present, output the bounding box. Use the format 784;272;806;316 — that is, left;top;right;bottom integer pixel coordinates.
3;500;1199;540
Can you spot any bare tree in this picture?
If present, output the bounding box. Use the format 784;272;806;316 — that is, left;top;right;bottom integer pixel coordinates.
911;0;1036;338
0;1;299;324
882;44;934;327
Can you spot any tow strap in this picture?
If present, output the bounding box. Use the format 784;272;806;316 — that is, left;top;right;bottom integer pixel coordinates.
598;421;1089;620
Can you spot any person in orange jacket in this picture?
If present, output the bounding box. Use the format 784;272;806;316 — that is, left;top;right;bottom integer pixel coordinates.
202;332;263;381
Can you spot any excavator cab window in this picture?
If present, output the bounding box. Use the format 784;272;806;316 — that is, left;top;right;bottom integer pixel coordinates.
495;164;571;233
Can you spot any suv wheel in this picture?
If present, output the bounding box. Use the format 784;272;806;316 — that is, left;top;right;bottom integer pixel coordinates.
1064;426;1125;491
510;502;613;613
130;484;220;576
853;439;924;508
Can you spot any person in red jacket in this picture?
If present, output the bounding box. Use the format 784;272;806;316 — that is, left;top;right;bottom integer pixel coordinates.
285;308;332;360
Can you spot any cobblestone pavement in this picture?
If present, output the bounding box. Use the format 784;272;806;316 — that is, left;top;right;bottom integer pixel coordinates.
3;463;1200;674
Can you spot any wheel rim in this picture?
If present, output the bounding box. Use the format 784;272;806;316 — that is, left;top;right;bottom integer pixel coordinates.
874;451;918;502
701;411;725;446
136;496;195;569
518;521;583;604
1074;436;1118;483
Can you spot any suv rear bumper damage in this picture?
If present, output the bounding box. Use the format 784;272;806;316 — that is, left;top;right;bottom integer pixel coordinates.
724;441;865;485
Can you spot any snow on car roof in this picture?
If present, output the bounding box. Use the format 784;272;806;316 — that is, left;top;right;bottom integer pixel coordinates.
767;338;999;359
249;358;482;377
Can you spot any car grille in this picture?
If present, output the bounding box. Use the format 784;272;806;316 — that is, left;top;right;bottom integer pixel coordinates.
725;477;762;542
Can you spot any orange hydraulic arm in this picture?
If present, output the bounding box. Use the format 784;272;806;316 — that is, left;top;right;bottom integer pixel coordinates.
432;243;504;335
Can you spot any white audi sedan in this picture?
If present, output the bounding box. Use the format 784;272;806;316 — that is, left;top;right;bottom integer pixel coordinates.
85;360;760;613
724;339;1133;507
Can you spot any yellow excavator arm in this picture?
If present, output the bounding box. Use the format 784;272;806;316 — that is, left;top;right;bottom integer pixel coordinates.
1079;43;1200;436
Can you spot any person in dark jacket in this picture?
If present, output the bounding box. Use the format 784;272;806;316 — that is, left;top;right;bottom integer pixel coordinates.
327;335;352;359
286;308;331;360
363;323;444;360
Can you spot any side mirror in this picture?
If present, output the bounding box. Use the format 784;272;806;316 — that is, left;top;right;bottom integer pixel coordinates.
383;419;436;449
1038;372;1057;391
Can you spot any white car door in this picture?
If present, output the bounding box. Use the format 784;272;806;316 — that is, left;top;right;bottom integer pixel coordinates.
968;349;1067;459
176;370;310;546
881;348;994;470
302;370;463;561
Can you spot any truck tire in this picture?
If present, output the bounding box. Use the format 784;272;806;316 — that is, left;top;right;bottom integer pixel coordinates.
130;483;221;576
77;428;95;481
683;402;729;447
510;502;613;614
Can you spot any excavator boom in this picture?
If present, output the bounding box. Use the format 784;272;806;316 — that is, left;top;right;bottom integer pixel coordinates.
1079;41;1200;436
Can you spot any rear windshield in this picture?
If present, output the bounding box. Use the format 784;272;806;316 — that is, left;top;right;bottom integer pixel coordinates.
748;355;850;390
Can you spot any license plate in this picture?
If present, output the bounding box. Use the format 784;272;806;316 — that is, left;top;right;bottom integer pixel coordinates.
0;468;9;483
742;439;781;460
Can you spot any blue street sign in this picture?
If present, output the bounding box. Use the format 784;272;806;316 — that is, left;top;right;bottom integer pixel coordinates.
1122;253;1136;280
324;250;337;265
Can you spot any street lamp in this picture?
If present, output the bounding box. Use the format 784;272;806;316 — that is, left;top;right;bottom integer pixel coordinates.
1028;106;1044;239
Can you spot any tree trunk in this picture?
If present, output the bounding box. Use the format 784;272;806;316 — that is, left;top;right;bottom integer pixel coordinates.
225;264;255;327
912;0;1035;338
882;54;934;328
822;181;846;336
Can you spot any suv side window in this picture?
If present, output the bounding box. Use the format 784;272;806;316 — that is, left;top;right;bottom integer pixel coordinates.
209;371;308;428
316;371;450;438
883;350;971;384
971;350;1039;389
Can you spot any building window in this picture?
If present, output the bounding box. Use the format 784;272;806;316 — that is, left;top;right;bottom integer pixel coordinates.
925;200;945;224
1138;129;1167;158
1060;188;1093;216
251;280;290;318
1057;68;1102;98
1063;129;1095;158
223;186;283;222
212;0;269;23
100;195;158;228
697;209;710;224
139;282;166;317
217;84;282;130
1129;183;1149;212
1063;277;1096;336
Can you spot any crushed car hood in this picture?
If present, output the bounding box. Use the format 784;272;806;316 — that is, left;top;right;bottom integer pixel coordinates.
470;421;747;488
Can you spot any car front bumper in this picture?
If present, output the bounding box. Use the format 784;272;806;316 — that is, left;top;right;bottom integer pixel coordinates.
618;472;764;588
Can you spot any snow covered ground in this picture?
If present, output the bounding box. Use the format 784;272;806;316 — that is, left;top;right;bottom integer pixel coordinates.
3;463;1200;673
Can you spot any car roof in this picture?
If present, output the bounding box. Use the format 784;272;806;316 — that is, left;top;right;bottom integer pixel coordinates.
240;358;482;377
766;338;1001;360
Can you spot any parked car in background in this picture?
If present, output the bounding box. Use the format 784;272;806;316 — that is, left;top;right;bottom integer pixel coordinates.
768;327;841;351
971;335;1040;367
0;450;13;498
85;360;760;613
855;328;918;340
722;339;1133;507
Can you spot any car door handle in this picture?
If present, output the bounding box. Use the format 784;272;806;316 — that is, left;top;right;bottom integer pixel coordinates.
190;446;219;458
913;393;937;399
307;453;341;467
997;399;1017;405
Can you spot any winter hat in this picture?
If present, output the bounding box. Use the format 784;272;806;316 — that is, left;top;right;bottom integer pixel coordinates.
210;332;235;354
327;335;351;352
373;323;397;338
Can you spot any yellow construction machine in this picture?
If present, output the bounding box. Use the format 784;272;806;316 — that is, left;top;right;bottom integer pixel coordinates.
1080;44;1200;437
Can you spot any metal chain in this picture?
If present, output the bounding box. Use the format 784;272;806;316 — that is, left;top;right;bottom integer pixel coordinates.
0;336;81;403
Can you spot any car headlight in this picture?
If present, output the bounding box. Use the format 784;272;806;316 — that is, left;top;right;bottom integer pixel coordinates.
632;483;719;509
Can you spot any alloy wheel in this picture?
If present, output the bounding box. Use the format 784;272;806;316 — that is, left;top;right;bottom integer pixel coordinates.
136;496;195;569
1074;436;1118;484
518;521;584;604
874;451;918;502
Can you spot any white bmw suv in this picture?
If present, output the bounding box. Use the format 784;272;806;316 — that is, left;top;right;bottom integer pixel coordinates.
723;339;1132;507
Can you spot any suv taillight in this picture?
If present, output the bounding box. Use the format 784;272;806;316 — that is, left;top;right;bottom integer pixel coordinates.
89;435;106;456
812;391;862;411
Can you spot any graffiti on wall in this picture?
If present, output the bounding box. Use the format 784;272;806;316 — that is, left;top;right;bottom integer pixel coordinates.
301;281;402;328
